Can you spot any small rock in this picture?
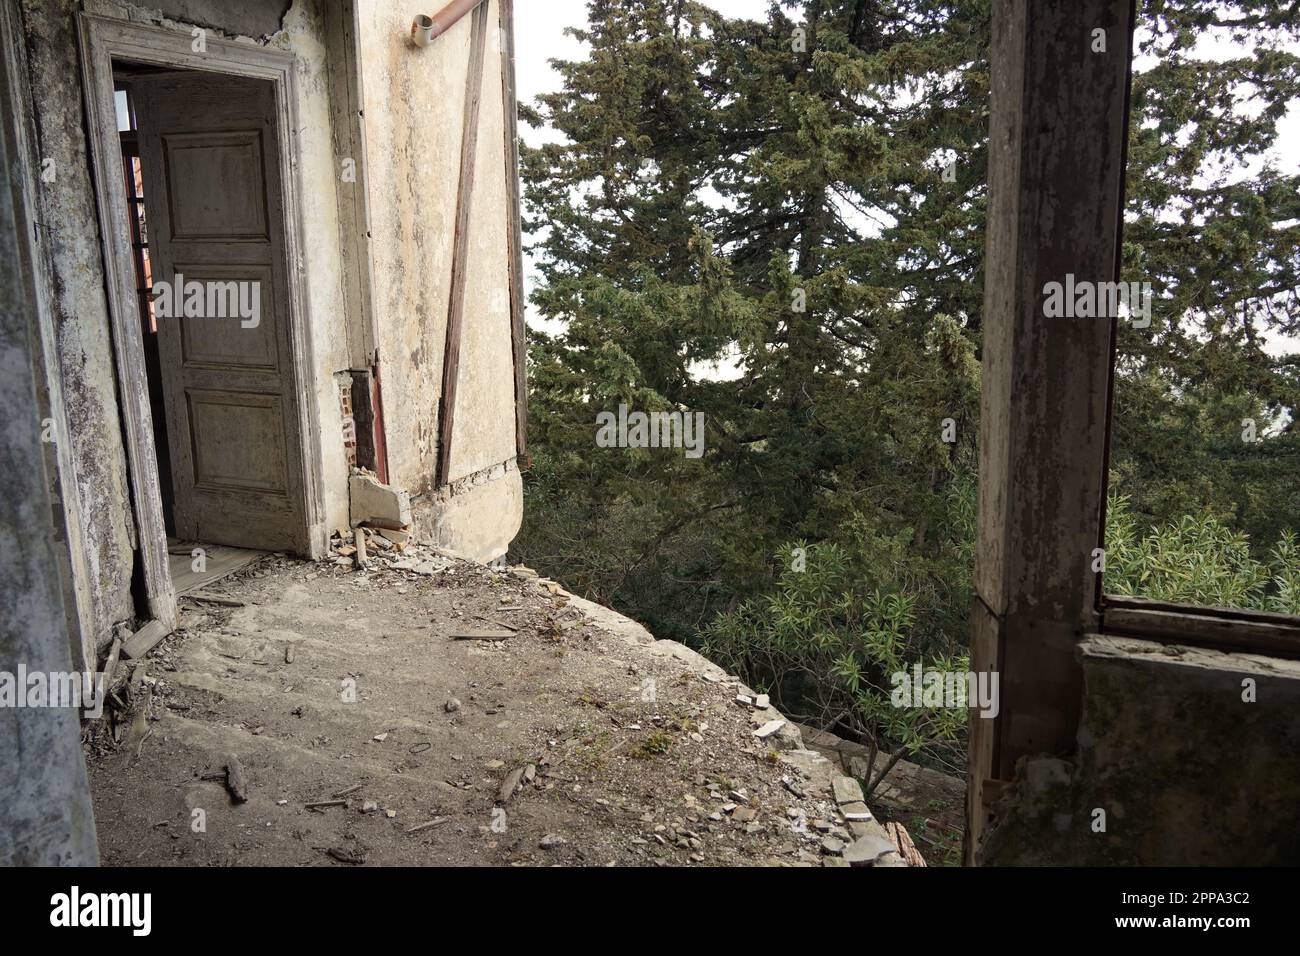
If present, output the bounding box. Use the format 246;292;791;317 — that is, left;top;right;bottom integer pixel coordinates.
445;698;462;713
539;833;567;849
753;719;786;740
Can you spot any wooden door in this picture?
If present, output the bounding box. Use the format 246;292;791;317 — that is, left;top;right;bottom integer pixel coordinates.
132;73;305;552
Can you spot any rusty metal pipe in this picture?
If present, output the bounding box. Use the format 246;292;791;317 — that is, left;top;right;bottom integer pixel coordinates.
412;0;487;46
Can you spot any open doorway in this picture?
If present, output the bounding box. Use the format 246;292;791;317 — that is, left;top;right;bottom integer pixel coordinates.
113;74;260;594
106;58;312;598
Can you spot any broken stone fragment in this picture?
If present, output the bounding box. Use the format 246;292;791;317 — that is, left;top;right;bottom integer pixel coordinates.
539;833;566;849
444;698;461;713
349;471;412;530
378;526;411;546
832;776;865;806
821;836;847;855
840;801;873;822
753;719;786;740
843;831;897;866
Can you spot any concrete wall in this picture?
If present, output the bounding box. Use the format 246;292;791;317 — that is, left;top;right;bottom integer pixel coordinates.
978;634;1300;865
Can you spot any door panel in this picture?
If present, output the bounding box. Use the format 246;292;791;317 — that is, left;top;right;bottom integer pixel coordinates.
132;73;305;552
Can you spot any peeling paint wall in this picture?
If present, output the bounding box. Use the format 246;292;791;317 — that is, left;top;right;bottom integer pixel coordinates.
978;635;1300;865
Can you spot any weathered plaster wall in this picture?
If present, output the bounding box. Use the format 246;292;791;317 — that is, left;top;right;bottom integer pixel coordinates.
357;0;522;555
356;1;467;495
979;634;1300;865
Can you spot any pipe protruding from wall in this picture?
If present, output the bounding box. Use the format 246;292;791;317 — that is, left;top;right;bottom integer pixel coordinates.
411;0;486;47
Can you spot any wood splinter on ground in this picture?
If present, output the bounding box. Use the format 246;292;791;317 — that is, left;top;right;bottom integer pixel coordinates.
305;799;348;811
450;629;516;641
404;817;449;833
224;755;249;803
885;821;926;867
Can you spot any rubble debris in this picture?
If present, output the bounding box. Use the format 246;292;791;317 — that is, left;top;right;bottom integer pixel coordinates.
843;832;897;866
753;719;786;739
377;527;411;546
349;470;412;530
185;592;245;608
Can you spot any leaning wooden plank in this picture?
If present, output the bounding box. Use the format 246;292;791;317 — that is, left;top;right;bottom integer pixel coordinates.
435;0;491;487
121;620;172;660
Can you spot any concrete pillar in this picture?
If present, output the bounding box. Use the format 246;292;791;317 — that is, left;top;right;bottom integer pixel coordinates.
968;0;1134;861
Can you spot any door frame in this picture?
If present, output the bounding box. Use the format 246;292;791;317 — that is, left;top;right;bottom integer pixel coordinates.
77;13;328;629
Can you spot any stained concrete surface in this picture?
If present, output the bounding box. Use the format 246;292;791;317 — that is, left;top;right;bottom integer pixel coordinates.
86;550;896;866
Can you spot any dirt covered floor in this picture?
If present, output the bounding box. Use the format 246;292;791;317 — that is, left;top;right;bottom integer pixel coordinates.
86;543;907;867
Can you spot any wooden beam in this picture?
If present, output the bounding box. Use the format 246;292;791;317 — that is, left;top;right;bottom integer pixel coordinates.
436;0;491;487
968;0;1135;860
500;0;529;467
324;0;379;368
